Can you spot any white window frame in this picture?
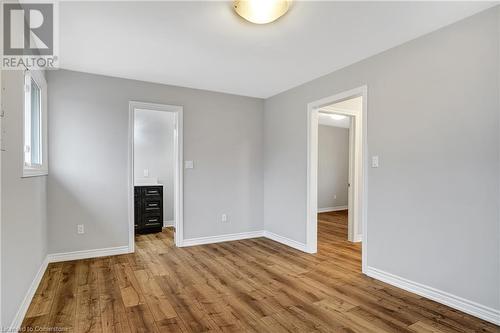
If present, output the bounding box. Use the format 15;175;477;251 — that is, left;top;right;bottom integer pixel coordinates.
23;70;48;177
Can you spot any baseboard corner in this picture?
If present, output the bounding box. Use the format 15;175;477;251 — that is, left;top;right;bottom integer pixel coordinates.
181;230;265;247
263;231;308;252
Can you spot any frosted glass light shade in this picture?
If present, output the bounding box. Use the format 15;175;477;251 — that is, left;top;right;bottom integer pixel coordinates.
234;0;291;24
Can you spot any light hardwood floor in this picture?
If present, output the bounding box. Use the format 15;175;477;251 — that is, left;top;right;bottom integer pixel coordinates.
22;211;498;332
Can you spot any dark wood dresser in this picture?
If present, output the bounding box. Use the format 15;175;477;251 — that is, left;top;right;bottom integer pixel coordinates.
134;185;163;234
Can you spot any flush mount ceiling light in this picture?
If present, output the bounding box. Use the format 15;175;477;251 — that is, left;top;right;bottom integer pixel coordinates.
329;114;347;120
233;0;291;24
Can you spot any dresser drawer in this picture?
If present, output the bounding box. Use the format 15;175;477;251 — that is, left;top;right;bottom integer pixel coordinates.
142;186;162;197
143;199;162;213
142;214;162;227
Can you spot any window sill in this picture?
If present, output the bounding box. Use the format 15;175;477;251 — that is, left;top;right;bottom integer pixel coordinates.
22;168;48;178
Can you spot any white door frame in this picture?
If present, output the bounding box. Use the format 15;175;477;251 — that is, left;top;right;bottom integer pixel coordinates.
347;117;355;241
128;101;184;252
306;85;368;273
0;55;3;329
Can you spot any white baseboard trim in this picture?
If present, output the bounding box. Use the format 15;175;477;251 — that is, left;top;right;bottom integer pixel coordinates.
163;220;174;227
366;266;500;325
47;245;130;263
180;230;311;254
264;231;308;252
181;230;265;247
317;205;348;213
9;256;49;331
353;234;363;243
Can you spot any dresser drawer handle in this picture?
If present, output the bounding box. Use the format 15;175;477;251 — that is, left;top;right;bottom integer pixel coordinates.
148;203;158;207
147;218;158;223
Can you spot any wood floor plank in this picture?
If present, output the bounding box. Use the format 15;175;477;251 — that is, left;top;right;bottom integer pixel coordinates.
134;269;177;321
75;259;102;333
21;211;498;332
25;265;62;318
113;262;146;308
46;261;78;332
97;258;132;333
126;304;160;333
409;320;451;333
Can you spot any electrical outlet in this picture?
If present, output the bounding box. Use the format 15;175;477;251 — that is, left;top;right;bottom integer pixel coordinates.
221;214;228;223
77;224;85;234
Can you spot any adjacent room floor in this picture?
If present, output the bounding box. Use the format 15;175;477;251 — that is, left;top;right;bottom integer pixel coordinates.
21;211;497;332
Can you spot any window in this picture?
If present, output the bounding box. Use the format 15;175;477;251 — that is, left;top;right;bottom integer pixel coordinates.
23;70;47;177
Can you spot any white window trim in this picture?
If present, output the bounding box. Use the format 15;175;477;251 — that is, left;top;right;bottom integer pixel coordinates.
22;70;48;178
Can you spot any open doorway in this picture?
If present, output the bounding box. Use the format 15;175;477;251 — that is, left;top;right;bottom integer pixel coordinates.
128;102;184;252
317;110;353;244
307;86;367;272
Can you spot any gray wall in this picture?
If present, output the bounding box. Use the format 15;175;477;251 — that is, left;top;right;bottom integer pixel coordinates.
264;7;499;311
47;69;264;253
318;125;349;209
1;70;48;326
134;109;175;222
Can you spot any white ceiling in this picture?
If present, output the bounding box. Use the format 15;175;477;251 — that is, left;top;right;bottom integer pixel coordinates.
59;1;496;98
